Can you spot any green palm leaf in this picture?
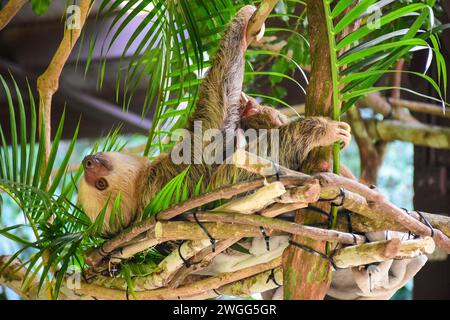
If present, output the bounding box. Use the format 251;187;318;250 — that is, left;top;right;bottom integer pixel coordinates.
321;0;447;230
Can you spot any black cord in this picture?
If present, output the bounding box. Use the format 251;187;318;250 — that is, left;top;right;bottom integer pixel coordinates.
271;160;281;181
345;210;358;244
178;242;191;268
177;242;202;268
346;211;353;233
266;269;281;287
193;211;216;252
415;210;435;237
126;286;130;300
260;226;271;251
401;208;416;239
289;239;338;270
213;289;222;296
318;188;345;206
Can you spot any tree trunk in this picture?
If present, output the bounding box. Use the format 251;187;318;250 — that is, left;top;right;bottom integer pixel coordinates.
282;0;334;300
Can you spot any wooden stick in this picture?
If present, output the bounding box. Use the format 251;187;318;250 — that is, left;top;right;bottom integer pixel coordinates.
154;221;282;240
167;237;241;289
358;92;418;123
260;202;308;218
389;98;450;119
76;257;282;299
84;176;309;267
219;267;282;297
277;182;321;204
37;0;92;164
189;212;366;245
246;0;279;42
233;150;450;252
214;181;286;213
365;119;450;149
93;240;212;291
318;182;450;252
0;0;27;31
332;237;435;268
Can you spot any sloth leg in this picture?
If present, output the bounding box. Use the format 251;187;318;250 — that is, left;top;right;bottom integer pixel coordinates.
186;5;257;133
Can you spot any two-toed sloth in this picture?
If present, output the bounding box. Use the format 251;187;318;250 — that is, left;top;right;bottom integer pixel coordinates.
78;5;351;235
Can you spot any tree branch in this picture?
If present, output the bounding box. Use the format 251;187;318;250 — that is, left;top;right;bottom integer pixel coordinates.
0;0;27;31
365;119;450;149
332;237;435;268
246;0;279;42
187;212;366;245
389;98;450;119
75;257;283;299
84;176;310;267
37;0;92;165
358;92;418;123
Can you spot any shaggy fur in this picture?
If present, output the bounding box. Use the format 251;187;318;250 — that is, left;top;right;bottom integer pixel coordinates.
77;5;351;235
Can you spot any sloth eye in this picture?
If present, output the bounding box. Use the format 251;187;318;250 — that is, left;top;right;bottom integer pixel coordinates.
95;178;108;191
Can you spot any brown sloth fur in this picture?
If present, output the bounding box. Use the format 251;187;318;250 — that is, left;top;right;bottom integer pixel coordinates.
77;5;351;235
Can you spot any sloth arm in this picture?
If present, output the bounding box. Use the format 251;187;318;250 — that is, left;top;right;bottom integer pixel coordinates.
210;117;354;187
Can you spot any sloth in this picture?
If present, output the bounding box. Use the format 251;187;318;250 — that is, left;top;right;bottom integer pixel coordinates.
77;5;351;235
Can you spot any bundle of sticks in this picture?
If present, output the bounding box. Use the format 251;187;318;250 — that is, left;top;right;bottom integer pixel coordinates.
52;150;445;300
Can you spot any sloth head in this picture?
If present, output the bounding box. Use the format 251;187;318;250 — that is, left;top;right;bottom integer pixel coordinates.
78;152;150;235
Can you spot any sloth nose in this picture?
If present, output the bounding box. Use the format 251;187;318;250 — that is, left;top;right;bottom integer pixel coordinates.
82;153;113;172
82;155;98;170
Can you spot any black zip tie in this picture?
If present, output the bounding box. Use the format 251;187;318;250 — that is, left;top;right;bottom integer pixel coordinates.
193;211;216;252
402;208;416;239
346;211;353;233
327;208;334;229
213;289;222;296
288;239;338;270
178;242;192;268
318;188;345;206
271;160;281;181
177;242;202;268
415;210;435;237
259;226;271;251
335;188;346;206
345;211;358;244
266;269;281;287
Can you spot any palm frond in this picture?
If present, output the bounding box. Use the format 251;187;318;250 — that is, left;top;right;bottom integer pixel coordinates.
323;0;446;113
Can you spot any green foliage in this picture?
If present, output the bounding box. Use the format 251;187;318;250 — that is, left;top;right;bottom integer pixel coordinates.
30;0;52;16
0;74;129;298
321;0;447;232
83;0;308;157
143;166;204;218
323;0;446;114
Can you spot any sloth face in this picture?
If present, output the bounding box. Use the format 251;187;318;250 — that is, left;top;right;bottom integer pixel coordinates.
78;152;149;235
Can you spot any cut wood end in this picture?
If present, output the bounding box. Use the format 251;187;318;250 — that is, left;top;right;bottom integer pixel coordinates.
154;221;163;239
421;236;436;254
